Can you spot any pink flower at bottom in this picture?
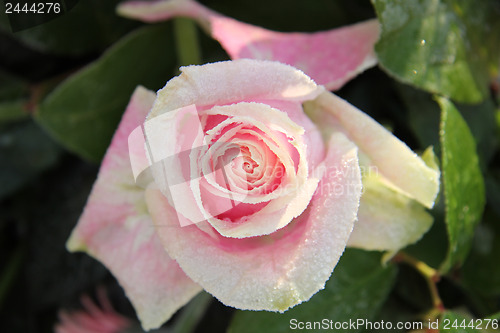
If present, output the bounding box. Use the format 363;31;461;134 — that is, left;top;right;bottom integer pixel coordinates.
55;288;132;333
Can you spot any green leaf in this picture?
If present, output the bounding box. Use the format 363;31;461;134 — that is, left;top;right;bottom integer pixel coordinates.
437;96;485;272
0;0;139;56
399;83;498;169
0;121;60;199
487;312;500;320
228;249;396;333
0;100;29;125
36;23;176;162
0;71;29;100
170;292;212;333
372;0;500;103
0;72;30;125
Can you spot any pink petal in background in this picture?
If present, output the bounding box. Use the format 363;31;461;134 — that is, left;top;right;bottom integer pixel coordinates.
66;86;201;330
117;0;380;90
211;17;379;91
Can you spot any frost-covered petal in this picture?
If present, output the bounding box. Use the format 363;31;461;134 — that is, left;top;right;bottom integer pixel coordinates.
305;91;440;208
348;174;433;251
66;86;201;330
145;132;361;312
148;59;323;119
203;177;320;238
117;0;379;90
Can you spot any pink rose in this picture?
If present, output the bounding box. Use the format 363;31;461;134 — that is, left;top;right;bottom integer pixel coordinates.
67;60;439;330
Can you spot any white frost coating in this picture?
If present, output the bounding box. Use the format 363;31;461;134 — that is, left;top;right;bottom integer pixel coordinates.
148;59;324;119
205;176;320;238
380;2;409;31
145;132;362;313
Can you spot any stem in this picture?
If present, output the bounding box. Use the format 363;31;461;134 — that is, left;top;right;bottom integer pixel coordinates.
394;252;445;313
173;18;202;67
0;246;24;309
171;292;212;333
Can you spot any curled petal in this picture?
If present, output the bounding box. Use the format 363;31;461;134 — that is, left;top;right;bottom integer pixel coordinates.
145;132;362;312
348;174;433;251
148;59;323;119
67;86;201;330
117;0;379;90
305;91;440;209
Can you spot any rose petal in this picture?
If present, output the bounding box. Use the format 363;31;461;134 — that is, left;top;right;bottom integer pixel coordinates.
202;176;320;238
117;0;379;90
145;132;361;312
117;0;216;29
348;173;433;251
67;86;201;330
211;17;379;91
148;59;323;119
251;99;325;171
305;91;440;209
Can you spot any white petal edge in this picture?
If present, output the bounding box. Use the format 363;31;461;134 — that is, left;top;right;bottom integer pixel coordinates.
305;91;440;208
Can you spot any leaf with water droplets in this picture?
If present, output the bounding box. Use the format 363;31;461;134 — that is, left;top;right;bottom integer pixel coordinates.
372;0;500;103
35;23;176;162
437;96;485;273
228;249;396;333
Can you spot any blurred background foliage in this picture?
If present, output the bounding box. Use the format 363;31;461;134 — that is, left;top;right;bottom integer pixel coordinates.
0;0;499;332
